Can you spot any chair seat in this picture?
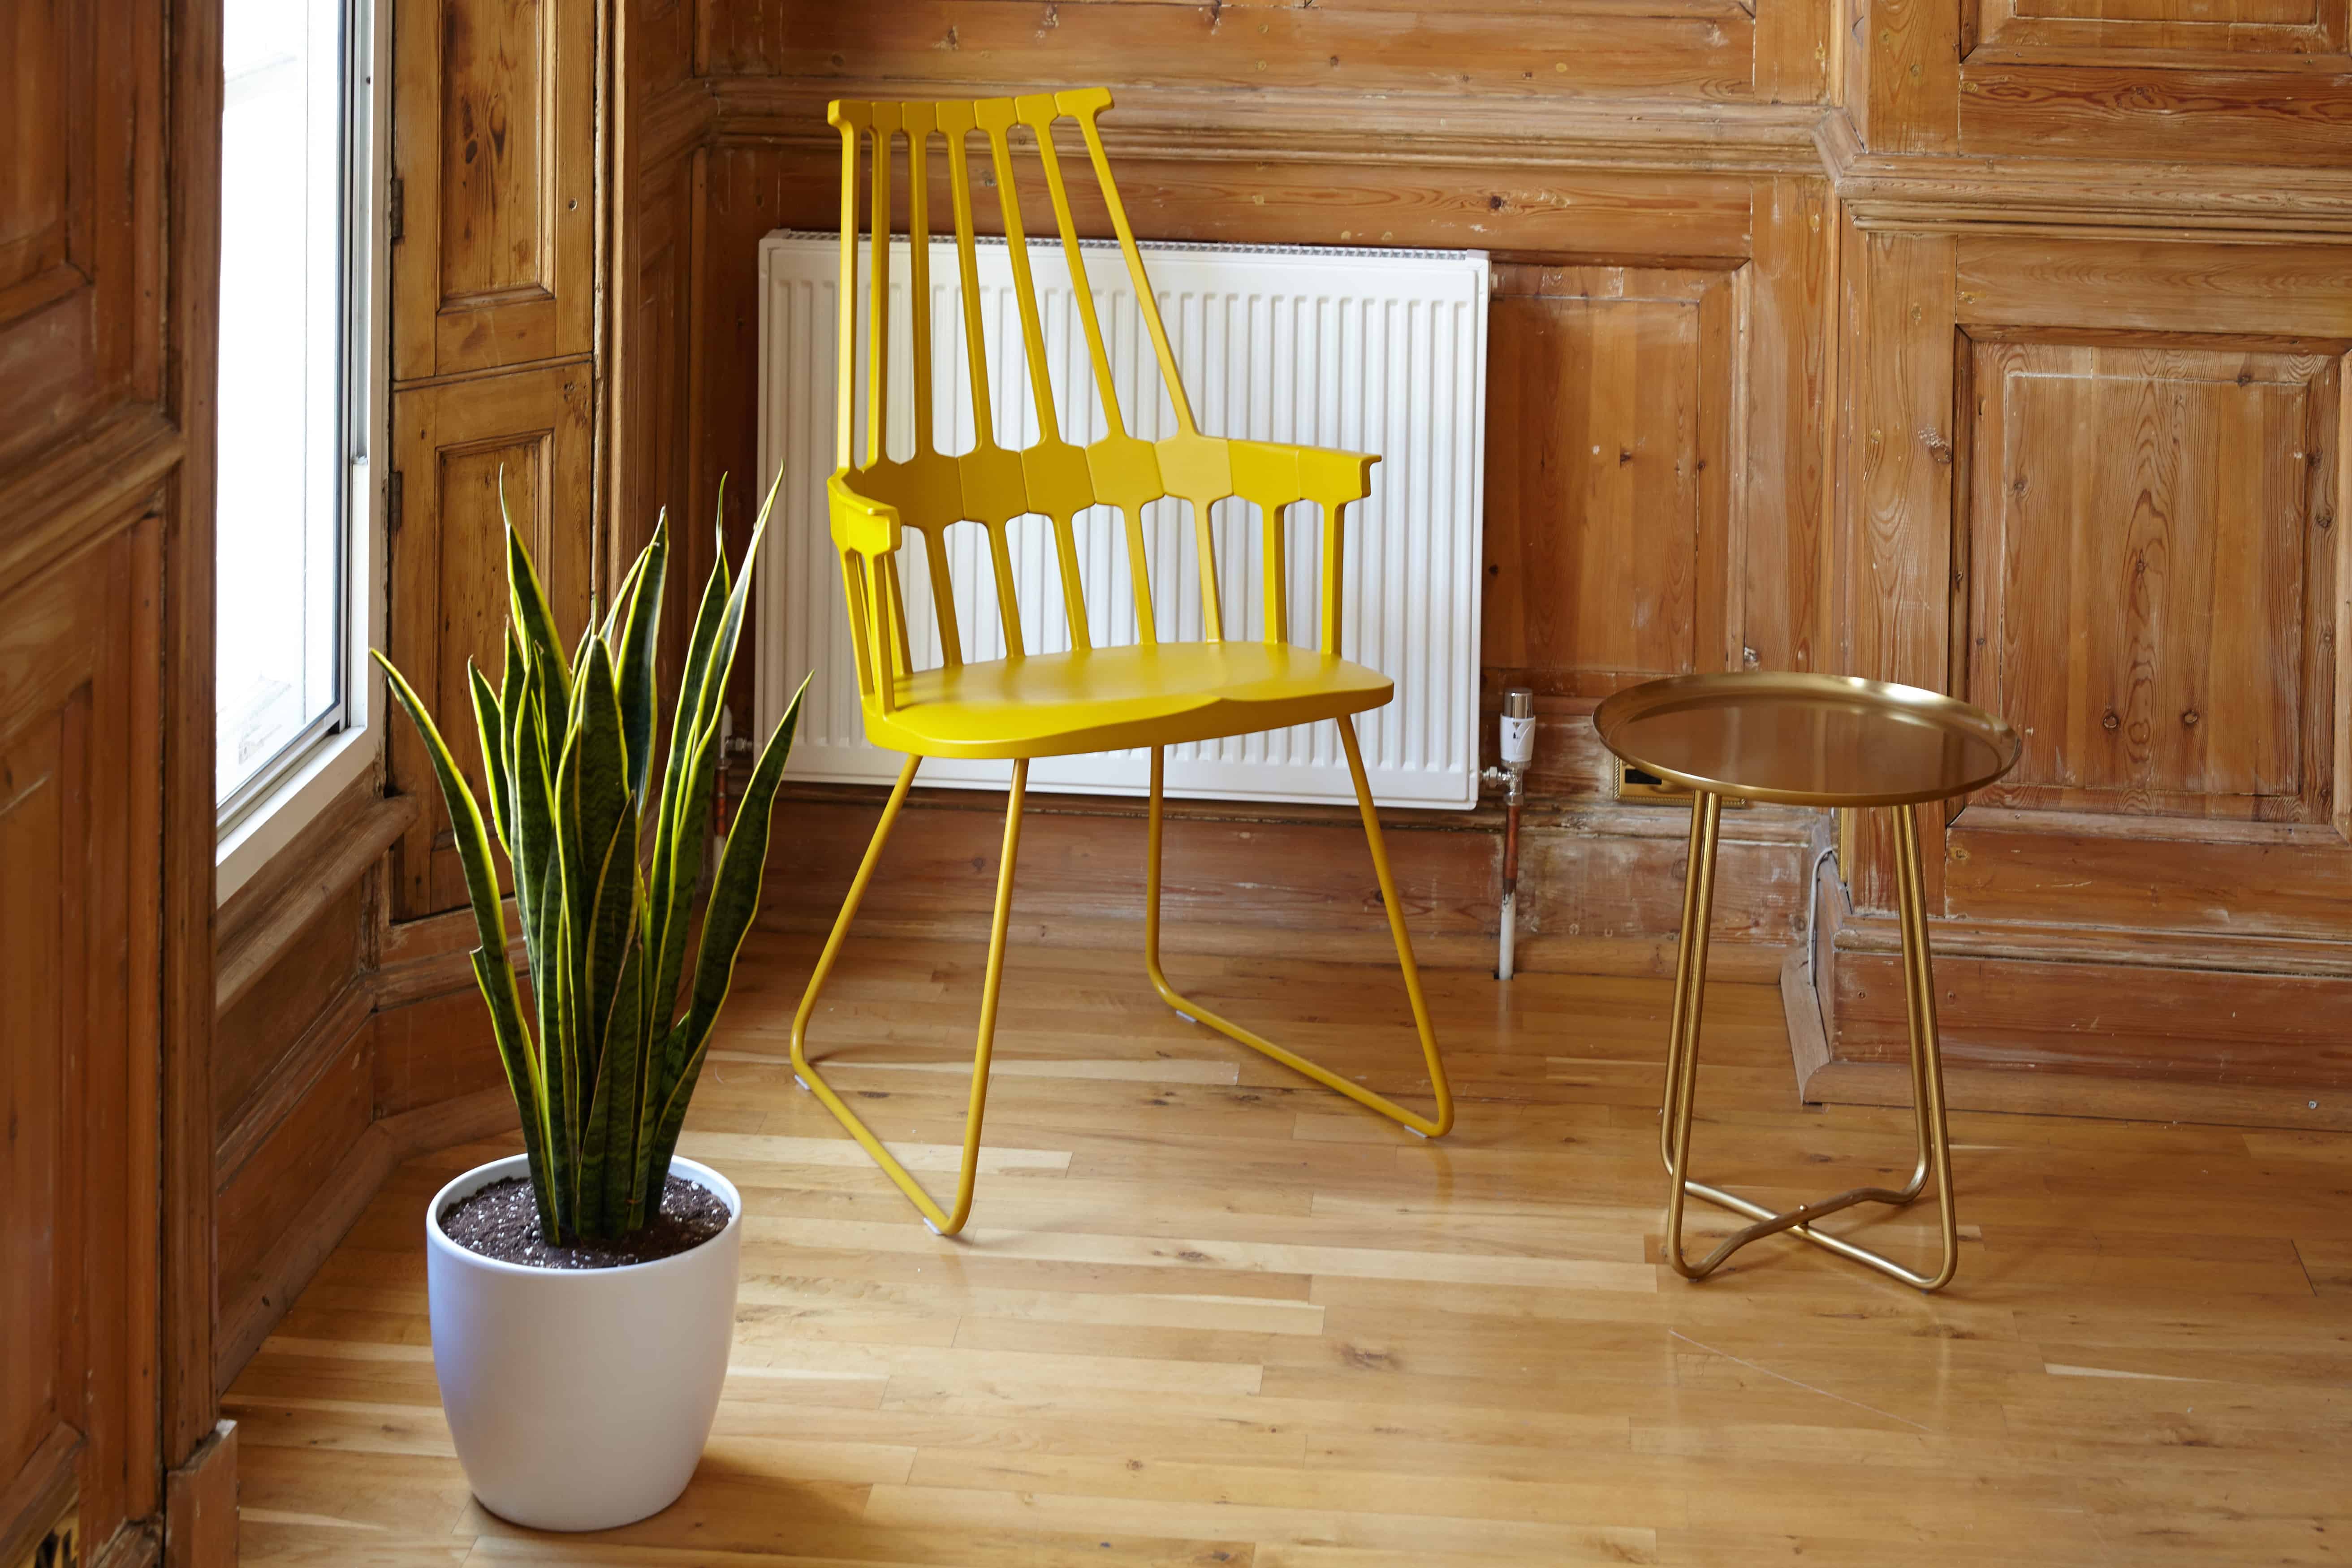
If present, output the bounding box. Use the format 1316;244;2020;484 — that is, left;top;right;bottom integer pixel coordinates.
863;641;1394;760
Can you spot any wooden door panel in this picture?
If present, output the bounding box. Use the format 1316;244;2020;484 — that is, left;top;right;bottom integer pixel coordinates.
1482;264;1735;700
387;364;593;919
392;0;595;380
0;0;155;479
1966;340;2337;823
0;526;155;1555
0;708;77;1493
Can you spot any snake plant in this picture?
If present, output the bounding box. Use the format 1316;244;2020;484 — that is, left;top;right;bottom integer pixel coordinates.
375;477;808;1243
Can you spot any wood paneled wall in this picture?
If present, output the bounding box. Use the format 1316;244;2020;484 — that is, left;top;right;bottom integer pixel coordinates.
207;0;2352;1415
606;0;2352;1126
0;0;226;1556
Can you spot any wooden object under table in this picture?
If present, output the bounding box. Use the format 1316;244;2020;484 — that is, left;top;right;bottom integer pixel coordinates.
1597;672;2021;1292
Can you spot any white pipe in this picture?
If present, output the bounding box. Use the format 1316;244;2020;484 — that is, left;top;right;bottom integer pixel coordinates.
1493;688;1535;982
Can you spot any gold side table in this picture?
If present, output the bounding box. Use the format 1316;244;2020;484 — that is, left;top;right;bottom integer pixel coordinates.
1594;673;2022;1292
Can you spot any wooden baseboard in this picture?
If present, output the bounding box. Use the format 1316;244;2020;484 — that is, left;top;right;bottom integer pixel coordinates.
380;1085;520;1156
164;1421;237;1568
759;785;1814;983
1800;1050;2352;1132
1787;878;2352;1131
213;1106;399;1392
213;975;375;1182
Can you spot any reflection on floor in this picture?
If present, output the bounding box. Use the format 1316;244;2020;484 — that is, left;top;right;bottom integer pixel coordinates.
228;928;2352;1566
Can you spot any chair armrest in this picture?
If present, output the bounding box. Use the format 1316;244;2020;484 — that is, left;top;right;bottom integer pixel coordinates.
827;469;904;560
825;470;908;713
1290;446;1379;657
1295;445;1379;514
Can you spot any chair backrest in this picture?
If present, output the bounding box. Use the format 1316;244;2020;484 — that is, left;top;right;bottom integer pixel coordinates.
827;88;1375;689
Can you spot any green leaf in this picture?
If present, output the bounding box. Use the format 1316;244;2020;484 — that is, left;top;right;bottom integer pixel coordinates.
469;660;514;857
497;639;526;845
503;655;551;1019
373;652;507;963
376;650;552;1230
568;639;636;1102
586;935;646;1232
646;490;739;1035
471;949;557;1242
603;563;641;650
612;517;669;805
516;640;564;982
646;676;807;1183
503;481;570;699
686;470;786;754
545;898;577;1240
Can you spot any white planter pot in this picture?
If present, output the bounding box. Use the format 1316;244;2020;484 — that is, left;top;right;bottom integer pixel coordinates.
425;1153;742;1531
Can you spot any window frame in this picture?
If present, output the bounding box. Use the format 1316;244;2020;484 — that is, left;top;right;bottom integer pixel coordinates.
214;0;389;904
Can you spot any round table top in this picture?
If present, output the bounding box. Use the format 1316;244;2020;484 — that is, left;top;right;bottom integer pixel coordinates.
1591;672;2021;808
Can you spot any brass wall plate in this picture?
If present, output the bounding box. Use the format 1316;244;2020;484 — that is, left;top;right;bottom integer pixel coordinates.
14;1503;77;1568
1614;759;1747;807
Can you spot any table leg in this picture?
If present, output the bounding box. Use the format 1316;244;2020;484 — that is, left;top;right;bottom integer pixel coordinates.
1657;799;1962;1292
1891;803;1961;1290
1660;791;1721;1274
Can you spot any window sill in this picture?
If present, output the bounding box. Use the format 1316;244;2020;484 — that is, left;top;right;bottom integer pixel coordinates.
216;723;383;905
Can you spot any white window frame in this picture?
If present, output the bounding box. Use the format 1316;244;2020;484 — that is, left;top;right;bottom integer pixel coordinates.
215;0;389;904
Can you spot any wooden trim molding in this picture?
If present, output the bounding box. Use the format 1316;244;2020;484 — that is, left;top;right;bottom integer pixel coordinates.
216;790;414;1011
1817;108;2352;240
215;793;415;1014
212;1075;517;1390
701;82;2352;241
708;75;1829;174
0;404;182;589
162;1421;237;1568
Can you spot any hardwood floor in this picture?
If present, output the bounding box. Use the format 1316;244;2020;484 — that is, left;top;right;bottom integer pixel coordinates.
227;927;2352;1566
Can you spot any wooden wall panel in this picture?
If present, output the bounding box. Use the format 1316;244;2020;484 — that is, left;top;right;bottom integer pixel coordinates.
0;0;159;477
1966;340;2337;824
1971;0;2348;58
701;0;1758;103
0;526;161;1557
1742;176;1834;677
390;0;596;379
0;684;79;1544
1817;170;2352;1107
610;145;695;640
1830;942;2352;1081
1483;264;1734;699
213;882;368;1136
213;1033;372;1341
1955;236;2352;341
386;363;594;919
1943;812;2352;936
1956;65;2352;167
375;987;514;1119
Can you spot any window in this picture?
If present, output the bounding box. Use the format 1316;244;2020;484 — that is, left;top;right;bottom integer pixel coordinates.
215;0;368;823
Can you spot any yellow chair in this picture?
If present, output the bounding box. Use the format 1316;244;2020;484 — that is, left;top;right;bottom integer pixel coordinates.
791;87;1454;1235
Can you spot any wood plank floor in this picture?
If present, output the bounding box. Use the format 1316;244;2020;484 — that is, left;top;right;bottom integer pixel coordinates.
228;928;2352;1566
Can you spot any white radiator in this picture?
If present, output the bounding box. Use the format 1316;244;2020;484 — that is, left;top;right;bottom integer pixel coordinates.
754;232;1489;808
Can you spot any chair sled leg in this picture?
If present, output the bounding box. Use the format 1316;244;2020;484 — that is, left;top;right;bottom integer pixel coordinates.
791;754;1030;1236
1142;718;1454;1138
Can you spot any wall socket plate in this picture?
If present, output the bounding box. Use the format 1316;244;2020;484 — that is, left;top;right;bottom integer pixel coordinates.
1613;760;1748;807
